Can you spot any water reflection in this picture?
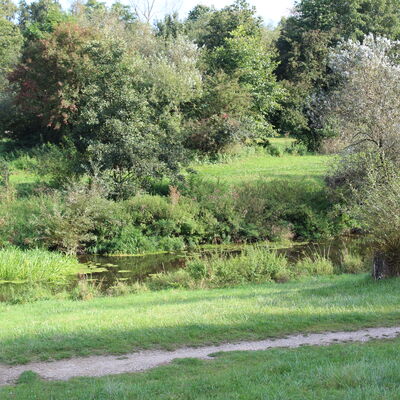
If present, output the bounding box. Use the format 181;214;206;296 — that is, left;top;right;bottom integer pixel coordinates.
79;236;370;289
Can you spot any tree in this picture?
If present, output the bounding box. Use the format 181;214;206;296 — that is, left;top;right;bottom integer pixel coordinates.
155;12;183;39
0;0;22;92
184;0;284;141
0;0;23;137
275;0;400;150
7;20;202;196
18;0;68;40
208;26;285;136
321;35;400;277
324;35;400;168
193;0;262;50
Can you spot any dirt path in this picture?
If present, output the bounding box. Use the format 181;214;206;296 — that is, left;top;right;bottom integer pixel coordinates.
1;326;400;386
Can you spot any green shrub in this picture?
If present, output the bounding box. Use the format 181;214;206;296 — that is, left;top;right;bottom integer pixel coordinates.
180;175;242;242
285;142;308;156
235;179;335;241
351;172;400;277
147;246;291;289
147;269;194;290
34;187;125;254
266;144;283;157
0;196;45;248
203;247;291;286
124;193;211;245
293;254;334;276
69;279;102;301
340;251;367;274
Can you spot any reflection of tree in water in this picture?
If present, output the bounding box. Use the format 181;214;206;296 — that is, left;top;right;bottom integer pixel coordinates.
80;236;368;290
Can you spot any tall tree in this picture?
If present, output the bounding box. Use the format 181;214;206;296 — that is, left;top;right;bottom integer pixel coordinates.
275;0;400;150
18;0;67;40
0;0;22;92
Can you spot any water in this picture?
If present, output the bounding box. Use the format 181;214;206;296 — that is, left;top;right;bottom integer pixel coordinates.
78;236;370;290
78;252;187;289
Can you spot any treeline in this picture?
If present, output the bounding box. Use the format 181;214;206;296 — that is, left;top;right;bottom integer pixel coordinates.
2;0;400;195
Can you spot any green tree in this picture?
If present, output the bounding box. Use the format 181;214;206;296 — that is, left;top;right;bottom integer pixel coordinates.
193;0;261;49
0;0;22;91
7;20;201;196
184;0;284;142
275;0;400;150
208;26;285;136
0;0;23;137
18;0;68;40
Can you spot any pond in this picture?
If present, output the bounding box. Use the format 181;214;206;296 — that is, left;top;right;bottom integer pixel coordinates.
78;235;371;290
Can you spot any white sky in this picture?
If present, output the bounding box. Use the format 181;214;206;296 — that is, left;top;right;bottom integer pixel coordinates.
172;0;295;25
58;0;295;25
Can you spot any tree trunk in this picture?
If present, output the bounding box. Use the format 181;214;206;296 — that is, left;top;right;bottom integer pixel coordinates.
373;252;389;279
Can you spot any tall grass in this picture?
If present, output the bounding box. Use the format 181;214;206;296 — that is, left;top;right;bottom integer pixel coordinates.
147;246;291;290
0;247;81;284
147;246;341;291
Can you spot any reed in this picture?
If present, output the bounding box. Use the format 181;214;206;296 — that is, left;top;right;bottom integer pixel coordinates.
0;247;81;284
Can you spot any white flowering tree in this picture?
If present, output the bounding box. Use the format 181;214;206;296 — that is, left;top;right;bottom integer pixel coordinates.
326;34;400;162
324;35;400;277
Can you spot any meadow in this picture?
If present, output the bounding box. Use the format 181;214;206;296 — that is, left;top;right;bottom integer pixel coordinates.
0;274;399;365
193;150;332;185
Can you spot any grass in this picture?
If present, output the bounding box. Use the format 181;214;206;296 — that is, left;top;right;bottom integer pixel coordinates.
147;246;334;290
194;152;333;185
1;338;400;399
0;274;399;364
0;248;85;303
0;248;81;284
4;142;332;188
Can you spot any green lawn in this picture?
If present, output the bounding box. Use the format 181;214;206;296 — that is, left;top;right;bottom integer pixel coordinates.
4;140;331;188
1;274;399;365
194;153;333;184
2;338;400;399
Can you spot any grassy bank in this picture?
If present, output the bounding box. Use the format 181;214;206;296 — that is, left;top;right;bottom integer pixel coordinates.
0;274;399;364
1;338;400;399
0;248;84;303
0;248;81;284
194;153;332;185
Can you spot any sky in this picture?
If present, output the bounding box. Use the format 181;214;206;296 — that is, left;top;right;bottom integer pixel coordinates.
168;0;295;25
58;0;296;26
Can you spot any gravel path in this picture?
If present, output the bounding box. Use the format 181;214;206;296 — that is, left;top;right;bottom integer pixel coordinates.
1;326;400;386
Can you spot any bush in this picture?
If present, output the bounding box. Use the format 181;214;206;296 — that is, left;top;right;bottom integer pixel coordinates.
0;173;346;255
351;172;400;277
123;194;209;245
340;251;367;274
285;142;308;156
34;186;125;254
147;246;291;289
265;144;283;157
185;114;249;155
235;179;336;241
0;196;45;248
147;269;195;290
293;254;334;276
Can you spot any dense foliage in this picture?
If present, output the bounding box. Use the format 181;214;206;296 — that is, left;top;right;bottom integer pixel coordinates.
275;0;400;150
0;0;285;193
0;177;344;255
1;0;400;278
